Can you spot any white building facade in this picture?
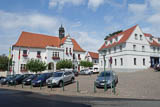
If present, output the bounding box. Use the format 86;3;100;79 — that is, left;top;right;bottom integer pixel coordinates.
12;26;86;74
98;25;160;72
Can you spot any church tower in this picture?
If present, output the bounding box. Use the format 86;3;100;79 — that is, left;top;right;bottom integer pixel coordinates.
59;24;65;39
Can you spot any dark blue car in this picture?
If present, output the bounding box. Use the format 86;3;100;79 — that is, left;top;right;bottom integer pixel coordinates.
31;73;53;87
22;74;40;85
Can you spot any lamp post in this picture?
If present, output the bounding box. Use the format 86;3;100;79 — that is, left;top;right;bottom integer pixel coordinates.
101;50;107;91
12;61;15;76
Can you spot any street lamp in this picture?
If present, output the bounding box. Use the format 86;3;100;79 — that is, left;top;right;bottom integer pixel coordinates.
101;50;107;91
12;61;15;76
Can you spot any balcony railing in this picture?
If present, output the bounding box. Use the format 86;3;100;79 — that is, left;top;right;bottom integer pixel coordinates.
52;56;60;60
37;55;41;58
23;54;28;57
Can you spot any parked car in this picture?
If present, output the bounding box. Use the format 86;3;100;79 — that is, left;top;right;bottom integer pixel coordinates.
72;69;79;76
154;64;160;71
93;67;99;74
22;74;40;85
0;76;5;81
95;71;118;88
0;74;19;85
8;74;31;85
31;73;53;87
79;69;92;75
46;71;75;88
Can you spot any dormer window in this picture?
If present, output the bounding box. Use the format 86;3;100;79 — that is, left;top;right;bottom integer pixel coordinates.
135;34;138;40
105;40;108;45
115;37;118;42
110;40;112;44
158;38;160;43
150;37;153;41
140;35;142;40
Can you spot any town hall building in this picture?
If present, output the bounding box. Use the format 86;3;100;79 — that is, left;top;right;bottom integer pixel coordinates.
98;25;160;72
12;25;86;74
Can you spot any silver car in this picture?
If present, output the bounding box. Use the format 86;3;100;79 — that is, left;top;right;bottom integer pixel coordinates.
95;71;118;88
46;71;75;87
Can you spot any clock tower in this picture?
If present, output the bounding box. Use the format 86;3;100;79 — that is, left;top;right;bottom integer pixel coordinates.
59;24;65;39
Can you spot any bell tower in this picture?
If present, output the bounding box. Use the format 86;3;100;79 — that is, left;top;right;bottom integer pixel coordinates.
59;24;65;39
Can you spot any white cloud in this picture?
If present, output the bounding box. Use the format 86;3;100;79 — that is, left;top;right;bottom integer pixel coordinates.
49;0;84;9
128;3;147;15
88;0;104;11
149;0;160;11
71;31;103;52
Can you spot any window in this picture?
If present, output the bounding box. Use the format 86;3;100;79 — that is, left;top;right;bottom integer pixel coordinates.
101;60;103;66
134;58;136;65
120;45;122;52
133;45;136;51
70;48;72;54
150;37;153;41
66;48;68;55
105;40;108;45
140;35;143;40
114;47;116;53
37;51;41;56
143;58;145;66
115;37;118;42
20;64;26;71
120;58;123;66
73;53;75;59
78;54;81;60
135;34;138;40
95;60;97;63
153;47;156;52
23;50;27;55
110;40;112;44
158;48;160;52
115;59;117;66
158;38;160;43
109;49;111;54
142;46;145;52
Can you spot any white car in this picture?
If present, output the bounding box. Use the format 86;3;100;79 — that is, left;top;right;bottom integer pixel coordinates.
79;69;92;75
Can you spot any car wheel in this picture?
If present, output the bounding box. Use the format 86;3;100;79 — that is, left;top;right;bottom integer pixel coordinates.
71;78;74;83
59;81;63;87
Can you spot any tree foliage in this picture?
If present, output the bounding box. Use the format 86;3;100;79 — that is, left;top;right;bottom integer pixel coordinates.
56;60;73;70
104;30;123;40
80;61;93;68
26;59;47;73
0;54;11;71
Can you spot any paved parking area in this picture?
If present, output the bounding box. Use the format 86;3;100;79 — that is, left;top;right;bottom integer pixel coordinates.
1;69;160;99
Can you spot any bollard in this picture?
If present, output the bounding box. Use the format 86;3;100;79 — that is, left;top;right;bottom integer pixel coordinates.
94;81;96;93
104;81;107;92
30;83;32;89
77;81;79;92
112;80;116;95
22;83;24;88
40;83;42;90
62;81;64;91
14;81;16;88
51;83;53;91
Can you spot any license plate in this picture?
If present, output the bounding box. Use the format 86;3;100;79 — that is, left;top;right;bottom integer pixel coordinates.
101;83;104;85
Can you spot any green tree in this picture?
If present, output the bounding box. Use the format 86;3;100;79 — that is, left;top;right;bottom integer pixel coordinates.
26;59;47;74
80;61;93;68
56;60;72;70
104;30;123;40
0;54;11;71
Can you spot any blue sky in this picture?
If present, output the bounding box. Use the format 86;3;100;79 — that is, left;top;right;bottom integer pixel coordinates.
0;0;160;55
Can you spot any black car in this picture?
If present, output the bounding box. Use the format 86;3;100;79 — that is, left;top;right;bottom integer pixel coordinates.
9;74;31;85
31;73;53;87
0;75;19;85
0;76;5;81
22;74;40;85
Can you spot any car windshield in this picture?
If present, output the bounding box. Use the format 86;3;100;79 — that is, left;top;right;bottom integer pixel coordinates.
36;74;46;80
15;75;22;79
27;75;35;79
53;72;63;77
99;72;111;77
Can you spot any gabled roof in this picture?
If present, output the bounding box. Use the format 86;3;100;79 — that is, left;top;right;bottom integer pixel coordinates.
88;51;99;59
13;31;85;52
99;25;137;51
144;33;160;47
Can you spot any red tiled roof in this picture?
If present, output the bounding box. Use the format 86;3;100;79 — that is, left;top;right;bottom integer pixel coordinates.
144;33;160;47
88;51;99;59
13;31;85;52
144;33;152;37
99;25;137;51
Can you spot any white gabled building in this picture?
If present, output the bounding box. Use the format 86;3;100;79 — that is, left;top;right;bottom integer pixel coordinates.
12;25;86;74
98;25;160;72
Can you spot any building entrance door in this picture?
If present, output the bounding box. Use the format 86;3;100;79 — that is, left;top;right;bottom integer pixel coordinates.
150;57;160;67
